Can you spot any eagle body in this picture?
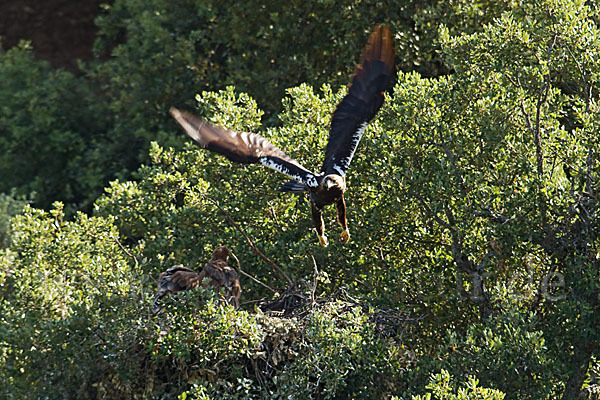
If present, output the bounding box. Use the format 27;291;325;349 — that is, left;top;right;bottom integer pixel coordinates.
170;25;395;246
311;174;346;207
310;174;348;247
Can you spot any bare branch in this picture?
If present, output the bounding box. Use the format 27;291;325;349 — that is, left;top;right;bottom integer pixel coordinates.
533;35;557;178
230;250;277;294
201;194;293;287
113;236;139;270
410;190;451;229
439;139;469;197
310;255;319;306
520;101;535;136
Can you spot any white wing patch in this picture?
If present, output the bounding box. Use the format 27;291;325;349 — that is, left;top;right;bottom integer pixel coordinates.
259;157;318;188
305;175;318;188
333;164;345;176
332;121;368;176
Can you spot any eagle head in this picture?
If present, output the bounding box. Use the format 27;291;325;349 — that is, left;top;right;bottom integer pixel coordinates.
211;246;230;262
322;174;346;192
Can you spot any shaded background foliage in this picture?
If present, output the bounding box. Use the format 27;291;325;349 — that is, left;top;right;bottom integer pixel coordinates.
1;0;600;399
0;0;512;212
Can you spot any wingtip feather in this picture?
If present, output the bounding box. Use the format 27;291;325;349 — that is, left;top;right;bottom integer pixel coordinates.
169;106;181;119
353;24;395;80
379;25;395;70
169;106;210;147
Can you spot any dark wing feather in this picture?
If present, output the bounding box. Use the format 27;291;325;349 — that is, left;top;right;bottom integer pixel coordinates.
278;179;308;192
170;107;319;188
321;25;395;176
158;265;202;292
169;270;202;291
201;260;228;287
165;265;196;275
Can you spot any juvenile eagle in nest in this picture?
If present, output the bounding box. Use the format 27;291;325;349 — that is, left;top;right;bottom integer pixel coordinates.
170;25;395;247
151;246;241;313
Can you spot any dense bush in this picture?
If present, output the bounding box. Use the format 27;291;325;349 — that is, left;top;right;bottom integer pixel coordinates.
0;204;143;398
0;43;111;212
91;0;515;117
0;0;513;213
0;202;408;398
0;191;28;249
410;370;506;400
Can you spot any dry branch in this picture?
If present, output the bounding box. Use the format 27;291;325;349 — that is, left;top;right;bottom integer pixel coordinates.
201;194;293;288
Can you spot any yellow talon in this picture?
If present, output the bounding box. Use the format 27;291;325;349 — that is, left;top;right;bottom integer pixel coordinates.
340;229;350;243
318;235;329;247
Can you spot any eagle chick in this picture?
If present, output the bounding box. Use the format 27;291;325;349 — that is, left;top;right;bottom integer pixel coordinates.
151;246;241;313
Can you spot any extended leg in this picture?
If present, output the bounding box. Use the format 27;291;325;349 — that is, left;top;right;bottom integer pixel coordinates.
311;202;328;247
336;196;350;243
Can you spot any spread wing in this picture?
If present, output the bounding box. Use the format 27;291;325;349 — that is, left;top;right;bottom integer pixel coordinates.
159;265;202;292
321;25;395;176
164;265;196;274
170;107;319;188
168;269;202;291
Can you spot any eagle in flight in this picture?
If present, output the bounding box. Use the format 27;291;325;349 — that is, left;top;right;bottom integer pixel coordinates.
170;25;395;247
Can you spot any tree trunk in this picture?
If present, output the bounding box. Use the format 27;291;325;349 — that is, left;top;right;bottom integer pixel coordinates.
562;339;593;400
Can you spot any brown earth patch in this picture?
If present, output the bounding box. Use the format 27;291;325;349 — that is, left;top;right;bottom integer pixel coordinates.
0;0;107;71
